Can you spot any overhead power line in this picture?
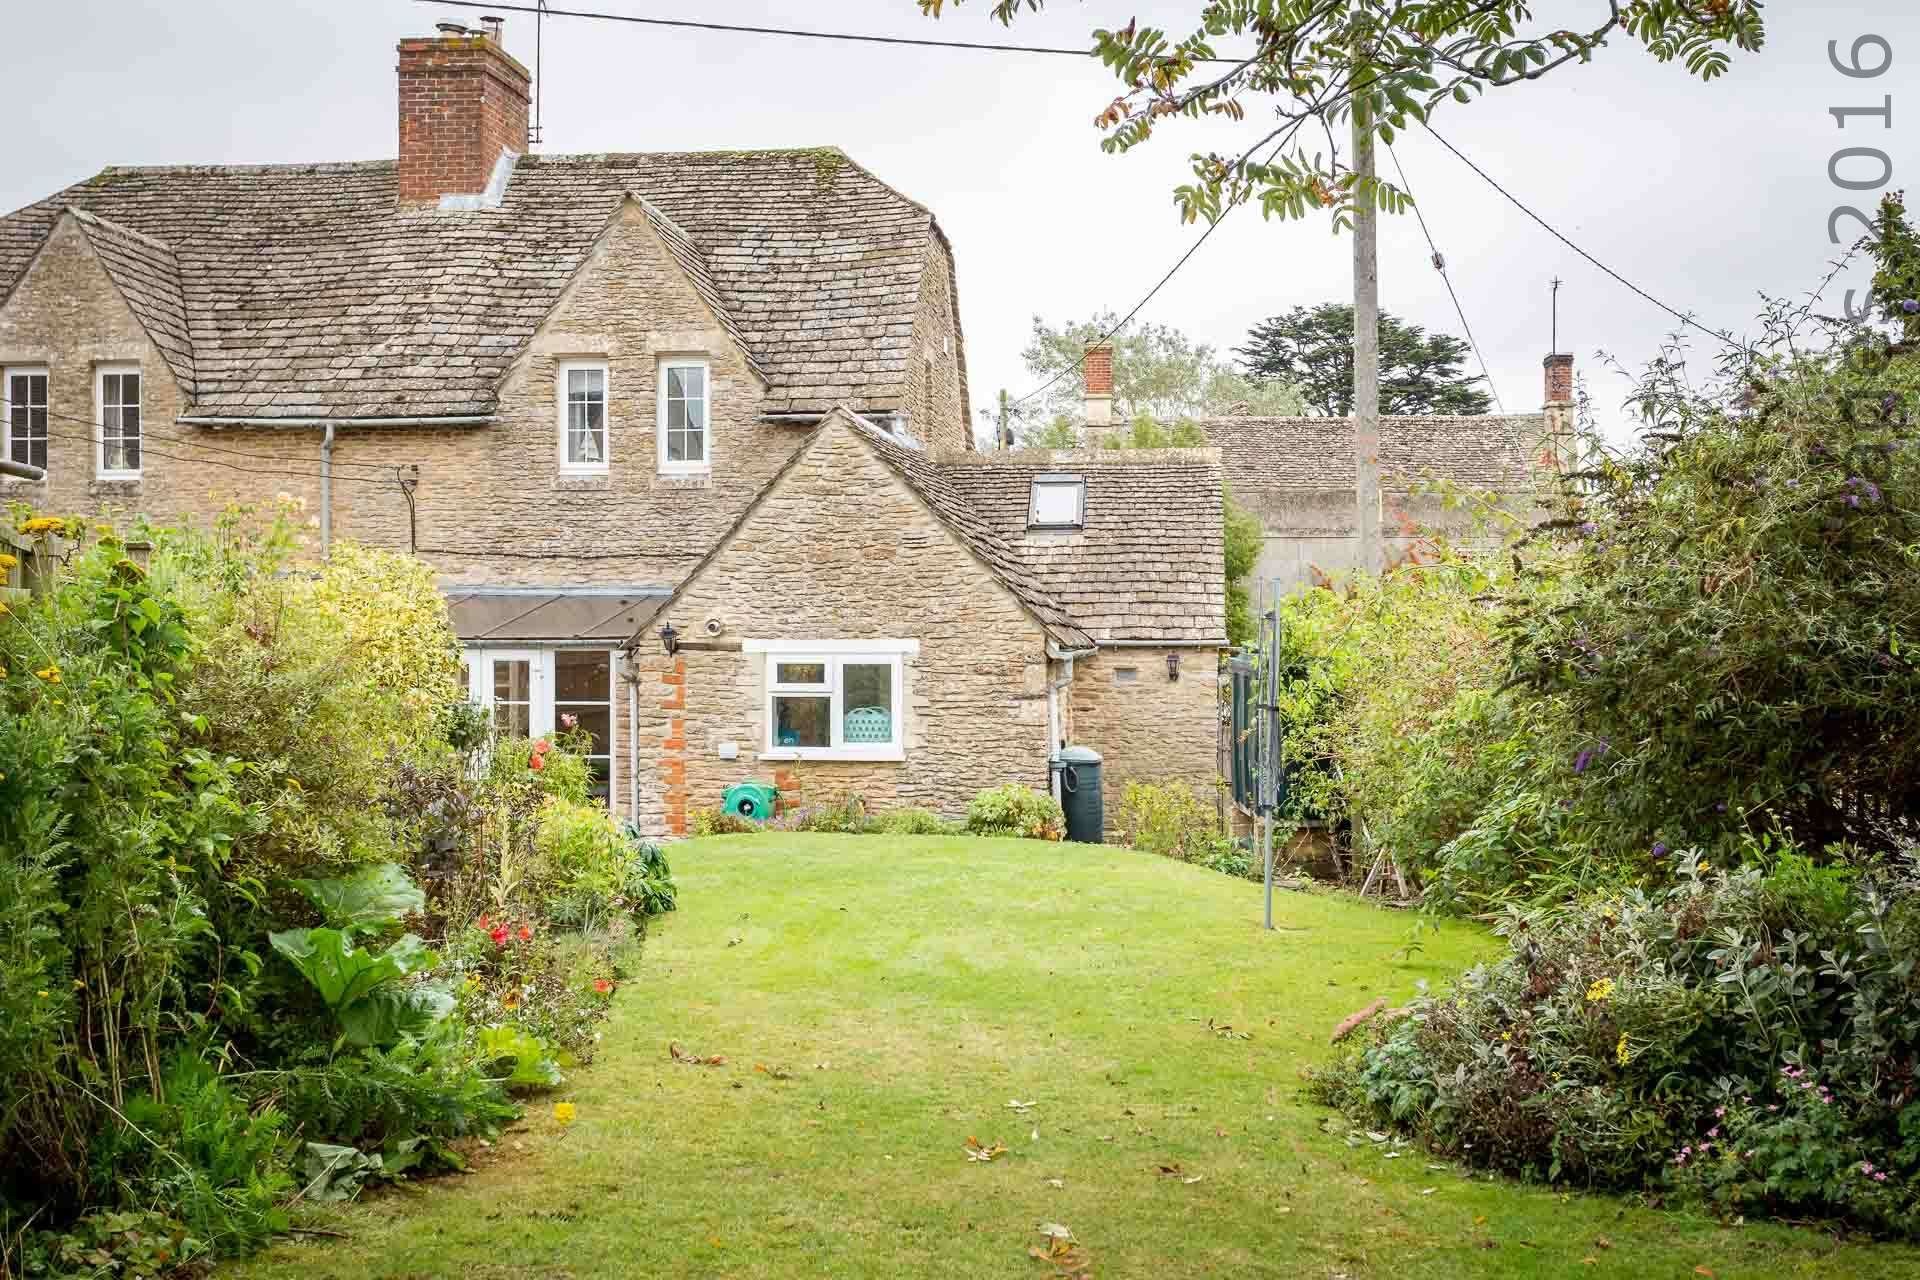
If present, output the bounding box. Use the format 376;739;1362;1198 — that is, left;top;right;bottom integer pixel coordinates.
1422;123;1745;352
413;0;1245;62
32;422;400;489
18;403;406;478
1385;141;1504;412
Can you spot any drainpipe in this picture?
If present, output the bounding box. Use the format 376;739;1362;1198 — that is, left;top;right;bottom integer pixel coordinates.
626;654;640;822
318;423;335;557
1044;647;1091;802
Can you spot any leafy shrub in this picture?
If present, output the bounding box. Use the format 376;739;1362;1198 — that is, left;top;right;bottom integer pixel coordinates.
269;928;453;1049
273;1025;517;1157
474;1024;564;1092
691;807;762;836
20;1209;199;1279
1194;840;1260;882
965;783;1065;840
1115;781;1221;859
1310;852;1920;1235
88;1053;290;1259
771;792;870;834
872;807;959;836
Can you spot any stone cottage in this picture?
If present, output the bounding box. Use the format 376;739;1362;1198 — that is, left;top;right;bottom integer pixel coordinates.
1075;341;1574;589
0;22;1226;834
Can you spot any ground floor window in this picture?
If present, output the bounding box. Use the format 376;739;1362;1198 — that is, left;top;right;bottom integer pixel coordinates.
462;647;616;801
751;639;913;762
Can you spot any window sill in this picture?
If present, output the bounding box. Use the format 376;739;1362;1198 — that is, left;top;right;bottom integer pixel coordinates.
761;747;904;764
656;468;712;490
91;476;142;495
554;471;611;491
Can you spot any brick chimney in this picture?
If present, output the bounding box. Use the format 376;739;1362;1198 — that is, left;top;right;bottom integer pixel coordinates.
1083;341;1114;427
396;23;531;206
1541;351;1576;473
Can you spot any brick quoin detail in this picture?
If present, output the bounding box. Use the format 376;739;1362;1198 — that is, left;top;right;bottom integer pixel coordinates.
660;658;689;836
395;33;530;205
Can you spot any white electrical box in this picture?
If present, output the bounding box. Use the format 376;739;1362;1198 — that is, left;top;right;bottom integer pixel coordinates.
717;740;740;760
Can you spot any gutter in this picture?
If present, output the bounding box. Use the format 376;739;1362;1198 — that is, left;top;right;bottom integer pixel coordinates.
1096;638;1230;649
177;414;497;428
0;459;46;481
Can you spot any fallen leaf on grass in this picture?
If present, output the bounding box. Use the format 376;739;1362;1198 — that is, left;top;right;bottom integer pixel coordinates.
1694;1269;1715;1278
669;1042;726;1066
1044;1178;1064;1189
753;1063;794;1080
1036;1222;1073;1240
1419;1188;1436;1196
1594;1236;1612;1250
1029;1225;1091;1278
1007;1099;1037;1113
1582;1258;1598;1267
1154;1162;1185;1178
964;1136;1008;1162
1181;1175;1204;1185
1203;1017;1252;1041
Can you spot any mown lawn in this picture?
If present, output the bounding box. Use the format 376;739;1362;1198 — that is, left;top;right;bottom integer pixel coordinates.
228;835;1920;1278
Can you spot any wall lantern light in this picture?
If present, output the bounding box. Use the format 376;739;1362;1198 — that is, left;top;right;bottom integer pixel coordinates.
659;621;680;656
1167;651;1181;681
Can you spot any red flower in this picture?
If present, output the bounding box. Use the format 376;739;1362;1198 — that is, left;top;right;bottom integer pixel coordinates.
528;753;545;772
517;923;533;942
489;925;509;947
476;913;491;930
592;978;614;995
534;739;552;755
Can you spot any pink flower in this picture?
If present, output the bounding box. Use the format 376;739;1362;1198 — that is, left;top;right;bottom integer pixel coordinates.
1876;1172;1889;1183
560;713;578;730
1707;1127;1719;1138
1714;1106;1725;1118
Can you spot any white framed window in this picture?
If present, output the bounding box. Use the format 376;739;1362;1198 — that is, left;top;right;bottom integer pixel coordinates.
4;366;48;472
461;646;618;803
1028;473;1085;529
657;358;709;473
95;364;141;479
557;360;609;472
748;639;915;762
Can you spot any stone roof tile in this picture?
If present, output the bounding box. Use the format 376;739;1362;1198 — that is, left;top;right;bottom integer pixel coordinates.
0;149;935;421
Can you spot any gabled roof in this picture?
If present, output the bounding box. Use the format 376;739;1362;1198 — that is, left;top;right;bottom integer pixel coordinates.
632;408;1096;652
850;417;1096;650
1200;413;1546;493
942;448;1227;645
632;195;766;383
0;149;939;421
65;208;196;393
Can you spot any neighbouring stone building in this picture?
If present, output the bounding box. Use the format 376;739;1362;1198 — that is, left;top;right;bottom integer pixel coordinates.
1073;341;1574;590
0;21;1226;835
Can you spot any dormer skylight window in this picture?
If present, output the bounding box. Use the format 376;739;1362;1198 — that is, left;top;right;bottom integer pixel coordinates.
1028;474;1085;529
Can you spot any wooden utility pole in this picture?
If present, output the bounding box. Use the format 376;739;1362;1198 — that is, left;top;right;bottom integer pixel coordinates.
997;389;1011;450
1351;60;1383;576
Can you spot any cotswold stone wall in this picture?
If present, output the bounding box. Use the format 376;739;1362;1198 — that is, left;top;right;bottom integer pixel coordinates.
1068;647;1221;832
627;420;1052;837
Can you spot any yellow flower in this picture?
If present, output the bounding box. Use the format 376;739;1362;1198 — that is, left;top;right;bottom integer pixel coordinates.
1615;1032;1632;1066
33;665;60;684
553;1102;576;1126
1500;1030;1512;1042
0;602;8;617
36;990;49;999
1586;977;1616;1003
1697;861;1713;876
17;516;67;536
285;777;304;792
0;553;16;570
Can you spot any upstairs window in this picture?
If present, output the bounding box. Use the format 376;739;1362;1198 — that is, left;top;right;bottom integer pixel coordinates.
96;365;141;478
658;358;709;472
4;367;48;472
1028;473;1085;529
558;361;608;472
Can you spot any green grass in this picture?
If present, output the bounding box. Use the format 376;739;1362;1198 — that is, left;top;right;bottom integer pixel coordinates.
228;835;1920;1278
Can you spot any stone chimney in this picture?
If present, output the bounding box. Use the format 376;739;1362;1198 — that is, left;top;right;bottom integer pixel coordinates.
1082;341;1114;428
396;23;531;206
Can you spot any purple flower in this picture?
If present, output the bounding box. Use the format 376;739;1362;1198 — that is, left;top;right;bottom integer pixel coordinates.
1848;494;1862;508
1715;802;1728;813
1883;393;1901;413
1903;299;1919;314
1574;749;1594;775
1652;842;1668;857
1787;479;1799;489
1579;521;1598;536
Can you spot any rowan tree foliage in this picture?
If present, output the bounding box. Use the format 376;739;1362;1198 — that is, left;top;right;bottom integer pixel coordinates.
1236;302;1491;415
920;2;1764;228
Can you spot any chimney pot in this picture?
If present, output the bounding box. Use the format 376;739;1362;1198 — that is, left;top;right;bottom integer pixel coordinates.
435;22;468;35
1082;340;1114;427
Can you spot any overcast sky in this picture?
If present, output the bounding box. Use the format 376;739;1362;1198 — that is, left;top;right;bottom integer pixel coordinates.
7;1;1916;444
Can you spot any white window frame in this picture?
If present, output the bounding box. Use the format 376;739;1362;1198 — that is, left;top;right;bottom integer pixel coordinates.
1028;473;1086;529
461;646;620;803
556;360;610;474
3;365;49;474
95;363;142;480
747;639;916;763
656;357;711;475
